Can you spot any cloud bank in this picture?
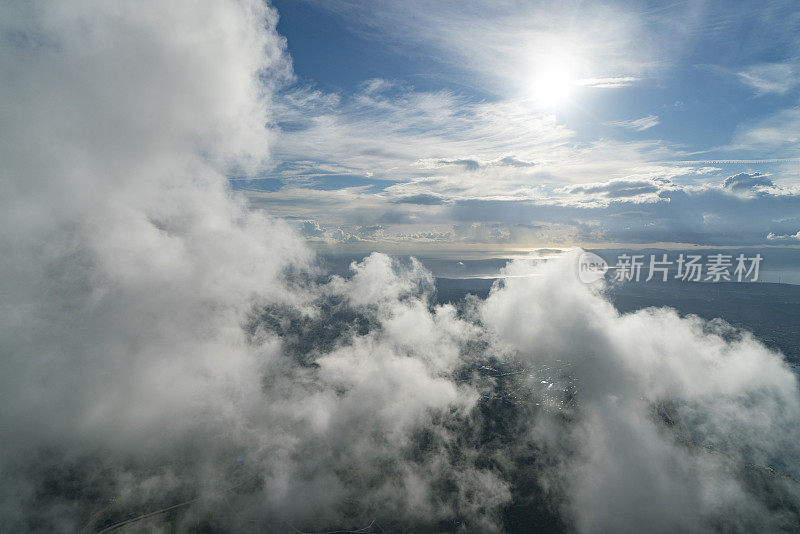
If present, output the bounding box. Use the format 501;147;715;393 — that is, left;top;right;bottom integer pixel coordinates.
2;1;800;533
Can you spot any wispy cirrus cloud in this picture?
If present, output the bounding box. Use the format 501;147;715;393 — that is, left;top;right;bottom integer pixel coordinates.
609;114;660;131
294;0;695;96
737;62;799;95
731;108;800;155
578;76;640;88
268;79;576;188
609;115;659;132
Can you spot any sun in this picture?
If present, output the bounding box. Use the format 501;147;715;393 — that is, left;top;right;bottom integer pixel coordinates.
531;61;577;107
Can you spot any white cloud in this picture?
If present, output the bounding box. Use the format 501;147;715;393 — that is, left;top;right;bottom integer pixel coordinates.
578;76;640;88
767;230;800;241
0;2;507;528
737;62;799;95
272;81;573;184
4;1;800;531
609;114;660;131
732;107;800;152
482;253;800;532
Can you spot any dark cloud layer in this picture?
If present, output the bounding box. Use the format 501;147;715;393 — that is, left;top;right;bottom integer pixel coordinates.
723;171;774;190
443;176;800;245
566;178;661;198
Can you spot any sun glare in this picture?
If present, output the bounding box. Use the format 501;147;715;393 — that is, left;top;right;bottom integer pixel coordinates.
532;61;576;106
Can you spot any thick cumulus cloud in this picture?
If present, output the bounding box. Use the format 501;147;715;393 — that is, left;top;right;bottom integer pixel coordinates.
2;1;800;533
0;0;307;527
0;1;502;530
0;0;303;447
483;257;800;532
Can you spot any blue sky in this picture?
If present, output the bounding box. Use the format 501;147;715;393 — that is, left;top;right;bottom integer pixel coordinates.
237;0;800;250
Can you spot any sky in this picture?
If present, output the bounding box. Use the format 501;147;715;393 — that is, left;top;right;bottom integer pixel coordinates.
3;1;800;531
231;0;800;250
